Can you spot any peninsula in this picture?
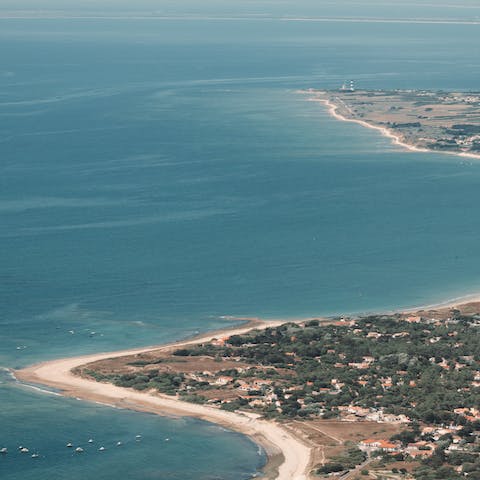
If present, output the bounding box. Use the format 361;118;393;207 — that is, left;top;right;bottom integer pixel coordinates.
16;303;480;480
305;88;480;159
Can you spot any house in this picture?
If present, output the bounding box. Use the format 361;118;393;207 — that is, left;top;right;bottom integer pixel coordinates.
408;448;434;458
338;405;370;418
380;377;393;388
348;362;371;370
359;439;400;452
392;331;410;338
406;315;422;323
380;413;410;424
214;375;234;386
406;441;431;451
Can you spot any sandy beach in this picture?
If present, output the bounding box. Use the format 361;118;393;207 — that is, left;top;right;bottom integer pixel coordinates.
14;297;480;479
311;96;480;161
402;293;480;313
16;319;313;480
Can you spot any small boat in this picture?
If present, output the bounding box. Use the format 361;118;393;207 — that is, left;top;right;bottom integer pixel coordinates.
0;448;7;454
88;439;93;443
20;447;29;453
75;447;84;453
66;443;73;448
116;441;122;446
135;435;142;440
164;438;169;442
31;453;40;458
98;446;105;451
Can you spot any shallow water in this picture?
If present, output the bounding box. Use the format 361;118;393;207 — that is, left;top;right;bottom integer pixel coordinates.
1;1;480;478
0;371;263;480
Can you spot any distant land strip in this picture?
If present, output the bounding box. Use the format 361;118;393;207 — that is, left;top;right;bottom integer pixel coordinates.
1;13;480;25
304;88;480;160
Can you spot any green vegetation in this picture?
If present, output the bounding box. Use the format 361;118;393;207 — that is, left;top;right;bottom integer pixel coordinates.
172;314;480;426
316;447;366;475
94;370;186;395
84;309;480;479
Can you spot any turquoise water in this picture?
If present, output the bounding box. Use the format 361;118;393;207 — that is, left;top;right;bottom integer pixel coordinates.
2;2;480;478
0;370;263;480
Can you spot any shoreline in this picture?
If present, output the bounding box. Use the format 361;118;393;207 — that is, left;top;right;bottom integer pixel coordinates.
15;318;313;480
13;296;480;480
401;292;480;314
310;95;480;161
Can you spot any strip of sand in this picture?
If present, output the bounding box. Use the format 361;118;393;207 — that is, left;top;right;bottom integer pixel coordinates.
16;319;313;480
15;297;479;479
312;96;480;161
403;293;480;313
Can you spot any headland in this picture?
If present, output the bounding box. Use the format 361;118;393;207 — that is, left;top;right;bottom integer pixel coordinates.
15;300;480;480
304;88;480;160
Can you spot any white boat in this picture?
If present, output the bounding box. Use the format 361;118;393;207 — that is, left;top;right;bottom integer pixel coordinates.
31;453;40;458
116;441;122;446
135;435;142;440
0;448;7;454
88;439;93;443
20;447;29;453
98;446;105;451
75;447;84;453
66;443;73;448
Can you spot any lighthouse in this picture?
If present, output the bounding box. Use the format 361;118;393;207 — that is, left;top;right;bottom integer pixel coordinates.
340;80;355;92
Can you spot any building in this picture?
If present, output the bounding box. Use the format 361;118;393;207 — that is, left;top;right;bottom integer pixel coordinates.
359;439;400;453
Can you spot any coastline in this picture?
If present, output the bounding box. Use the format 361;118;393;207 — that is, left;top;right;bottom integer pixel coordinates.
14;296;480;479
311;96;480;161
15;319;314;480
401;293;480;314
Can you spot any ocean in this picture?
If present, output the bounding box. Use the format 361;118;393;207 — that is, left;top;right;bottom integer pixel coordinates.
1;1;480;478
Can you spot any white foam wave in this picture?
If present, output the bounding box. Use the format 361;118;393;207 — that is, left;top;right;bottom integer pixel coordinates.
0;86;133;107
20;383;62;396
0;196;133;213
19;208;233;234
0;367;17;381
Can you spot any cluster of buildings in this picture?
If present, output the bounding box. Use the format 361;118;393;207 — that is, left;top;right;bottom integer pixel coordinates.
453;407;480;423
358;419;480;471
337;406;410;424
183;365;427;423
359;421;477;460
359;438;434;459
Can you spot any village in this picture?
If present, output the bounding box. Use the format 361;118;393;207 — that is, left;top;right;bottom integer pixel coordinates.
79;304;480;479
309;88;480;158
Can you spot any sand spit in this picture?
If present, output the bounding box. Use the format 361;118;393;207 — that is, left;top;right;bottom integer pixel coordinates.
310;95;480;161
16;320;313;480
16;299;480;478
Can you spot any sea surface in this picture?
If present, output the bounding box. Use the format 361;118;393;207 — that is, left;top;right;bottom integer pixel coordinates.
1;1;480;478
